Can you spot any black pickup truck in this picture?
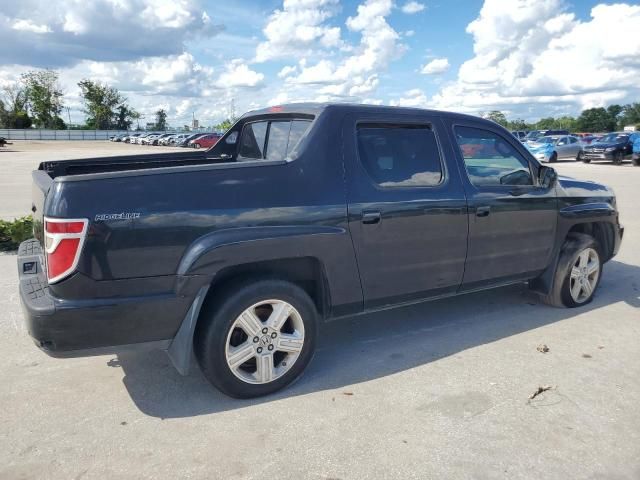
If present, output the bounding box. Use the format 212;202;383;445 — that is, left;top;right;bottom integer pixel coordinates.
18;104;623;398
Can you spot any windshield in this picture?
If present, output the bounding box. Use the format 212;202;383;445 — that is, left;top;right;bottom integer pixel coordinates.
525;131;543;140
600;133;628;143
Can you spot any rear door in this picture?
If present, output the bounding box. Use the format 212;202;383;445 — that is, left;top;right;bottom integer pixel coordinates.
343;113;468;308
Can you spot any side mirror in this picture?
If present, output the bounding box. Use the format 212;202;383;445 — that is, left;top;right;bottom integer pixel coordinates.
539;165;557;189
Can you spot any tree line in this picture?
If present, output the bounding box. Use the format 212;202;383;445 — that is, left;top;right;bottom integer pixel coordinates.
486;103;640;133
0;69;167;131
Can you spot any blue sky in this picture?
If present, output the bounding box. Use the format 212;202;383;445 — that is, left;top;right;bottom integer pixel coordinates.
1;0;639;126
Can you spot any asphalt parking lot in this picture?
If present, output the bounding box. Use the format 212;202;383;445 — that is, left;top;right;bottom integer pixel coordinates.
1;142;639;479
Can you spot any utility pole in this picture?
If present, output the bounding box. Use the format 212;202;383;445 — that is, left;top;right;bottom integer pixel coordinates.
65;106;71;129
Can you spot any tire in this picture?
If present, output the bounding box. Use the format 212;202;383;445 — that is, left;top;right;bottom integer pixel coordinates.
549;152;558;163
632;156;640;167
194;279;319;398
582;156;591;163
576;151;584;162
194;143;201;149
613;151;623;165
538;233;602;308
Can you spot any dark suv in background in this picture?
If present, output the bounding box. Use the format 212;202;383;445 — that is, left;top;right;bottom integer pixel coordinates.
583;132;639;165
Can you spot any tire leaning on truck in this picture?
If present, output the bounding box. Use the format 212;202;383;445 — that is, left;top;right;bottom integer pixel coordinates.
194;279;319;398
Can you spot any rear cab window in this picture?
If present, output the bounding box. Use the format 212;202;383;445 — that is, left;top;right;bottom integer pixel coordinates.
237;118;313;161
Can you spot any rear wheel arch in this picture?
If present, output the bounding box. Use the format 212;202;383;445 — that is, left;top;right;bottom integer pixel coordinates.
199;257;331;324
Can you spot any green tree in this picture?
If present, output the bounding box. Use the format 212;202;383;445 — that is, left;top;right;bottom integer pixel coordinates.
619;103;640;128
115;105;137;130
507;118;530;131
154;109;167;130
486;110;508;127
606;104;623;124
0;83;32;128
213;118;235;132
576;107;616;132
78;79;129;129
535;117;557;129
21;70;64;128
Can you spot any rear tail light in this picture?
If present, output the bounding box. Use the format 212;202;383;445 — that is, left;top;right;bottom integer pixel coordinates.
44;217;88;284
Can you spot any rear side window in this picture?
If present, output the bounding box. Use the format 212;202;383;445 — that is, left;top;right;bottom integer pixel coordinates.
356;124;443;187
238;119;312;161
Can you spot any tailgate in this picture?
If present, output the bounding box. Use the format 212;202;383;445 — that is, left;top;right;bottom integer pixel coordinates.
31;170;53;245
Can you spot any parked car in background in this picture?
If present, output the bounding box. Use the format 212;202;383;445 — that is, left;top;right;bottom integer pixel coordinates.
189;133;222;149
511;131;527;141
632;134;640;166
524;129;570;144
178;133;207;147
140;134;162;145
151;133;174;146
582;132;639;165
167;133;191;145
18;103;624;398
526;135;583;163
123;133;141;143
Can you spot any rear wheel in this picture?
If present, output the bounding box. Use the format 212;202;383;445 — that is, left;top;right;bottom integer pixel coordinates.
195;279;318;398
538;233;602;308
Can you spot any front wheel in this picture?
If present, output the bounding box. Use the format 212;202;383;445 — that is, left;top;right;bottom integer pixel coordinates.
576;151;584;161
194;143;201;149
538;233;602;308
195;279;318;398
632;155;640;167
549;152;558;163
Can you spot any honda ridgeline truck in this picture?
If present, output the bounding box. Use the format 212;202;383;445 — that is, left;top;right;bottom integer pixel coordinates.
18;104;624;398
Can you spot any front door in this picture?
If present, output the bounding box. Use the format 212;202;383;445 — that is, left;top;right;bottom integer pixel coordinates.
344;114;468;309
447;122;558;289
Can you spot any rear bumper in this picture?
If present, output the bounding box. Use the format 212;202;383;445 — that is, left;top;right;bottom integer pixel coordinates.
17;239;188;357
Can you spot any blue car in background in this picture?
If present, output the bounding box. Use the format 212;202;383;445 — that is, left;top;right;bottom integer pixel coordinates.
526;135;584;163
632;133;640;166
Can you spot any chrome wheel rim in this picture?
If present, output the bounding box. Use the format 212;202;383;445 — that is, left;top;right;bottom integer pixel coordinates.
225;299;305;385
569;247;600;303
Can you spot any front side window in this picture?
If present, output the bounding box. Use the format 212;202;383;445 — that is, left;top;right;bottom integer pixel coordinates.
357;124;443;187
455;126;533;187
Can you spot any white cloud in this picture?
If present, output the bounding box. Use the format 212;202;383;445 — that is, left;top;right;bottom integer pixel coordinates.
430;1;640;118
403;30;415;37
277;65;298;78
284;0;405;99
215;59;264;88
12;19;51;34
421;57;450;74
0;0;223;67
390;88;428;107
255;0;342;62
401;1;425;14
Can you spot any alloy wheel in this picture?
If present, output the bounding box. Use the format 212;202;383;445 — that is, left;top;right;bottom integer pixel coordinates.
225;299;305;384
569;247;600;303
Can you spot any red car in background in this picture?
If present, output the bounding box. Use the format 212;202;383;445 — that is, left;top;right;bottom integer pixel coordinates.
189;133;222;149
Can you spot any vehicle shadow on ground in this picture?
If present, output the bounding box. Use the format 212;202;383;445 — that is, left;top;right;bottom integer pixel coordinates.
115;260;640;418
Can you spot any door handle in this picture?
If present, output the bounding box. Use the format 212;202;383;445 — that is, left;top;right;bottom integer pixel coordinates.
476;206;491;217
362;211;382;225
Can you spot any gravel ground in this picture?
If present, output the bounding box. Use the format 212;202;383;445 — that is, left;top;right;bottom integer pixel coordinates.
0;142;639;479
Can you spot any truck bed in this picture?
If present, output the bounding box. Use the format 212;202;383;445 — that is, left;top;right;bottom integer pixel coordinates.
39;150;219;178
